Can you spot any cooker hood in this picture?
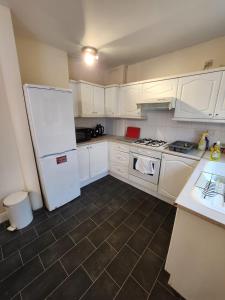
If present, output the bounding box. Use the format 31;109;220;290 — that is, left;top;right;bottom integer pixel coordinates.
137;97;176;110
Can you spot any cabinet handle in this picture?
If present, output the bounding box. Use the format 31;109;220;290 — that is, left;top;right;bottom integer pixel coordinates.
208;113;212;116
215;113;219;116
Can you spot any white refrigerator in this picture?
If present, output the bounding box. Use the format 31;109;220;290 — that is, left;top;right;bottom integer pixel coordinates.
23;84;80;211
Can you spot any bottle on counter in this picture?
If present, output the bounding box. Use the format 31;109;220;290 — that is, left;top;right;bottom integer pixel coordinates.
198;131;209;151
210;141;221;161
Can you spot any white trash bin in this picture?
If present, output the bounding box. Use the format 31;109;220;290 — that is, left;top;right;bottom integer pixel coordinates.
3;191;33;230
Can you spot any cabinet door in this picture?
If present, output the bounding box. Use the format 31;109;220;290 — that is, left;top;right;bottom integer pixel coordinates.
70;82;80;117
120;84;141;117
214;72;225;119
80;83;93;115
77;146;90;183
158;154;197;201
93;86;105;116
105;87;118;116
174;72;222;119
90;142;108;177
141;79;178;102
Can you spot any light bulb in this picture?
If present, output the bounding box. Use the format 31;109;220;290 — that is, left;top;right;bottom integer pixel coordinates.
82;46;98;65
84;52;95;65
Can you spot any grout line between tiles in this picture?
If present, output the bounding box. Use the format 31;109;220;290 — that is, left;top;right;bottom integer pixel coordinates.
131;274;150;295
59;259;69;277
112;206;171;300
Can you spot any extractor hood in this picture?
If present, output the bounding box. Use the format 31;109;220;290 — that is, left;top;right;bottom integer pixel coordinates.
137;97;176;110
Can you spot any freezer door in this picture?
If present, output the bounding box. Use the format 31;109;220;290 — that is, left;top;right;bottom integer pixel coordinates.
24;86;76;157
38;150;80;211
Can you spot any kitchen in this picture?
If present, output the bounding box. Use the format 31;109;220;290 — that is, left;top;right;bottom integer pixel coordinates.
1;1;225;299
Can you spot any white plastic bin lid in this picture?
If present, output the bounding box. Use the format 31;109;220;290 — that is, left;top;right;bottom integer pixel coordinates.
4;191;28;207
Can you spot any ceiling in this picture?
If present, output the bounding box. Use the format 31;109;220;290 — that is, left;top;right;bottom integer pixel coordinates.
1;0;225;66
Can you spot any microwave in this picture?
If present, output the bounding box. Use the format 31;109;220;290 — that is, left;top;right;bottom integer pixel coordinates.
75;127;92;143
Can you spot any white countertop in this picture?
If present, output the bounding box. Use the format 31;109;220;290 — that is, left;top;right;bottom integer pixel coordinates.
176;155;225;227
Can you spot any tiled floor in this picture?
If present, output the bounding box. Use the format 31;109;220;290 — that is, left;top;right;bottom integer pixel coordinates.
0;175;184;300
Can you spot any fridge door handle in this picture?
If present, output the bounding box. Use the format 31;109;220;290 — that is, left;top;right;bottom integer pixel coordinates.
41;148;76;158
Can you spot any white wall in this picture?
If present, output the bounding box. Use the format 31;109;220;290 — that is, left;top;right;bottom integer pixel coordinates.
0;69;24;214
69;56;106;85
16;35;69;88
0;5;42;218
126;36;225;82
109;111;225;145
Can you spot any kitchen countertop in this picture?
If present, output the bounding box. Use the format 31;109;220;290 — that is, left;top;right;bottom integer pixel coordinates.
77;135;205;160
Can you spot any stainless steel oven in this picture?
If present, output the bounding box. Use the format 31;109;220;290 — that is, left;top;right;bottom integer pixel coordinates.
129;149;161;185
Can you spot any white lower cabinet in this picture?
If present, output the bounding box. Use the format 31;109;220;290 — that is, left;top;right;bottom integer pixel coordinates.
158;154;197;202
78;142;108;187
109;142;129;179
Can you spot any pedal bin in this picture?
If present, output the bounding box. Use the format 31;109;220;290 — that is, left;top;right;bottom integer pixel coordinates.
3;191;33;230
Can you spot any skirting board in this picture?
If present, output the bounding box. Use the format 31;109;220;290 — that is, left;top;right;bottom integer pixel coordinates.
80;171;109;188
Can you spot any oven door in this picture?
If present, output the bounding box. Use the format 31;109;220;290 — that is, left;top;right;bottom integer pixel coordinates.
129;152;161;184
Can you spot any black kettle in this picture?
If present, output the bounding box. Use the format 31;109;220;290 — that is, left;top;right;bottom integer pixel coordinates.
96;124;104;136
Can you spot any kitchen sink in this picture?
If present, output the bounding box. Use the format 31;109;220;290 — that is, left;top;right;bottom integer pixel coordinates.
192;161;225;214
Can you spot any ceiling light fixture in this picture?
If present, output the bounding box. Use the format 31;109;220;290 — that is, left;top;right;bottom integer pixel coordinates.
82;46;99;65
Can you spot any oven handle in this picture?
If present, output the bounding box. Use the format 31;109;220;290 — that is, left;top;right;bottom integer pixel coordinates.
130;152;160;162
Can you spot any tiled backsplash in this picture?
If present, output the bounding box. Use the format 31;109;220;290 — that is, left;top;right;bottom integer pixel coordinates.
76;112;225;145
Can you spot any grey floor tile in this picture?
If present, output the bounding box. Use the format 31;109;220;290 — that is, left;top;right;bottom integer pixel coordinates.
2;228;37;258
35;214;63;236
81;271;119;300
125;210;145;230
122;198;142;213
154;201;172;216
0;256;43;299
138;198;158;216
115;276;148;300
61;238;95;274
107;224;133;251
0;251;22;281
69;219;96;243
143;212;164;233
60;200;84;219
88;222;114;247
107;245;138;286
127;227;153;255
0;228;20;247
47;266;92;300
52;216;79;239
161;208;176;233
91;206;115;225
149;282;179;299
149;228;171;259
132;249;163;292
21;261;66;300
83;242;117;280
75;204;99;223
107;209;128;228
21;231;55;263
40;235;74;268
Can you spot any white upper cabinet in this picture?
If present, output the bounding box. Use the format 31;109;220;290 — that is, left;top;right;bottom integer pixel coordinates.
77;82;105;117
105;86;119;116
93;86;105;115
174;72;222;119
214;72;225;119
141;78;178;102
119;84;142;117
70;81;81;117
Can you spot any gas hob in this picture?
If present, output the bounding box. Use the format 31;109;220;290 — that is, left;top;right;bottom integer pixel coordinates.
134;138;167;148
